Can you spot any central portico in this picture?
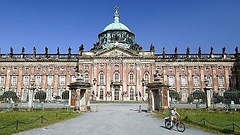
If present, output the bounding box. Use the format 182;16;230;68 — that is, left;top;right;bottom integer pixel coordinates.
77;6;156;102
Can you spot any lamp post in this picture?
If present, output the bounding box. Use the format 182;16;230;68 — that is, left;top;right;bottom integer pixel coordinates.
28;79;35;110
92;78;97;100
204;79;211;109
142;78;145;100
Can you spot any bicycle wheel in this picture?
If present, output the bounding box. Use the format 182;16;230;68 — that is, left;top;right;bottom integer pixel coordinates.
176;122;185;132
165;120;172;129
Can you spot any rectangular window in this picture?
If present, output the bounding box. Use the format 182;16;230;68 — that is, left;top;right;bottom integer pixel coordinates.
48;76;53;85
59;76;65;85
23;76;29;86
219;76;224;87
0;76;5;86
181;76;187;86
193;76;199;87
169;76;174;86
11;76;17;86
35;76;41;85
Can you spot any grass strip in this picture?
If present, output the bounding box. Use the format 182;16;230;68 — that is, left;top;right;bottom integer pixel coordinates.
0;109;80;135
156;109;240;134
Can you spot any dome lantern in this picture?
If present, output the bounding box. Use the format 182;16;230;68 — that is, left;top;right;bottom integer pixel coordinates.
98;6;135;50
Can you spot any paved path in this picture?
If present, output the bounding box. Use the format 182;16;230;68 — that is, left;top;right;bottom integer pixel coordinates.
16;103;216;135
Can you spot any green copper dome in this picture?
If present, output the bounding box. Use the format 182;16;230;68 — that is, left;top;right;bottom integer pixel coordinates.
102;7;131;32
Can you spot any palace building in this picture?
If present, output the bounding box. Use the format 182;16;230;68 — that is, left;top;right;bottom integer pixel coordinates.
0;7;239;103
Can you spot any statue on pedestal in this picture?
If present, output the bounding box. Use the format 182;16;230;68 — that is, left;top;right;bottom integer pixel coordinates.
153;70;163;82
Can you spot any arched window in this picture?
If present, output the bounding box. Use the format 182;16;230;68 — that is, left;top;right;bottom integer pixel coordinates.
114;72;120;82
129;72;134;84
144;73;149;84
99;72;104;85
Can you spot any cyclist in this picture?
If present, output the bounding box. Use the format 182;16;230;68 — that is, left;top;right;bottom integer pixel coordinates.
170;107;180;126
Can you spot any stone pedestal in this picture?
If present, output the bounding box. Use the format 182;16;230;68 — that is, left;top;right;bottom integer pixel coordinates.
147;81;169;112
68;75;92;112
28;89;34;109
205;88;211;108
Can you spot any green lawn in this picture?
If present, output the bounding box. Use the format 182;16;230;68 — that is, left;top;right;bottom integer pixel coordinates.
156;109;240;134
0;109;80;135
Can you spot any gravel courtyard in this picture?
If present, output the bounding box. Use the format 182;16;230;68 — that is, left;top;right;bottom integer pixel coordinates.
16;103;216;135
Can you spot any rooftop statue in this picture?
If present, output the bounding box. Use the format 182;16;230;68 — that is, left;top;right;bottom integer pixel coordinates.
150;44;155;52
174;47;178;54
79;44;84;52
21;47;25;54
45;47;48;54
33;47;36;55
10;47;13;54
79;44;84;55
198;47;202;54
222;47;226;54
186;47;190;54
210;47;213;54
162;47;166;54
57;47;60;55
68;47;71;55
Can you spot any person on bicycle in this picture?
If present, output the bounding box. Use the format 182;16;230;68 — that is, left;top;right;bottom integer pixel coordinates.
170;107;180;126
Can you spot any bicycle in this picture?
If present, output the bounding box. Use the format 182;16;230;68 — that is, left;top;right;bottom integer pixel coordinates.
164;116;185;132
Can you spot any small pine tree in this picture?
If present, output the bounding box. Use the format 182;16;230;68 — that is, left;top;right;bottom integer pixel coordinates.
34;91;46;102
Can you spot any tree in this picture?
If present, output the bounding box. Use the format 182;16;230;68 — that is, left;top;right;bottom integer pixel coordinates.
34;91;46;102
187;95;194;103
62;91;69;100
224;89;240;104
192;90;206;103
55;96;61;100
2;91;18;102
0;95;4;101
216;96;224;103
169;90;179;101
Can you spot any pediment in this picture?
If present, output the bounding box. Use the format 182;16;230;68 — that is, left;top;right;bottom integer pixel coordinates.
95;46;139;57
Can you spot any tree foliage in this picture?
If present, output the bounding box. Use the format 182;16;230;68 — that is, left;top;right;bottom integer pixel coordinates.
2;91;18;102
62;91;69;99
55;96;61;99
224;89;240;104
187;95;194;103
169;90;180;101
34;91;46;102
192;90;206;103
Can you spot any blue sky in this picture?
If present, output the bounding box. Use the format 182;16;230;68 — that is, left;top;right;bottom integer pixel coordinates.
0;0;239;54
